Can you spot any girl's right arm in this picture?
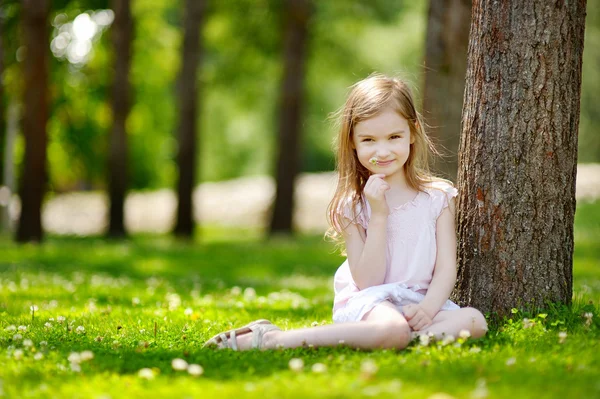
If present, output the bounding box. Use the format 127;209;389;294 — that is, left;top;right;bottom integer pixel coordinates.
341;174;389;290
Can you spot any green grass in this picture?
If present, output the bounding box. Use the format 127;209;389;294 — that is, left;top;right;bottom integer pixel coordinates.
1;204;599;399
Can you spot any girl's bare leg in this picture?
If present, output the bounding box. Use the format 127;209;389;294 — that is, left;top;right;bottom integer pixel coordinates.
232;301;411;351
418;307;488;339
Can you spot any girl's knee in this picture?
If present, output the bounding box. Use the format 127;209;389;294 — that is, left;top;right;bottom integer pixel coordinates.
463;307;487;338
374;319;411;349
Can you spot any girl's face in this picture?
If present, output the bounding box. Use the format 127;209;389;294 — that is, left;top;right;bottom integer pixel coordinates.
352;107;414;180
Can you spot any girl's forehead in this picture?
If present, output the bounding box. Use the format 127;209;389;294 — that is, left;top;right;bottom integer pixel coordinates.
354;108;409;134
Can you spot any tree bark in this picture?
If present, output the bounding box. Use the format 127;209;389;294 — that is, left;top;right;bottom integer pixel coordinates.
174;0;205;238
269;0;311;236
423;0;471;181
456;0;587;315
108;0;132;238
0;11;5;184
16;0;50;243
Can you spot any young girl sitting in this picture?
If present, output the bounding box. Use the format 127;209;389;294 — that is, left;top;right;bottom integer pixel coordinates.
204;74;488;351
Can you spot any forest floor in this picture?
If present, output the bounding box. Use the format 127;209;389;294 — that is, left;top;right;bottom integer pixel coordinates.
7;163;600;236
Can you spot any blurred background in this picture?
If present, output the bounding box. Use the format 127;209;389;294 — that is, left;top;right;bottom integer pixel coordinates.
0;0;598;239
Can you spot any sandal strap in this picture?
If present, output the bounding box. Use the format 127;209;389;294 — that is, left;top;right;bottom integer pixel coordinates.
219;333;229;349
230;329;238;350
251;324;281;349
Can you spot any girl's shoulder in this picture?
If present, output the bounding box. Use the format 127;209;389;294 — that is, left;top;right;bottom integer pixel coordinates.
339;193;370;229
421;179;458;219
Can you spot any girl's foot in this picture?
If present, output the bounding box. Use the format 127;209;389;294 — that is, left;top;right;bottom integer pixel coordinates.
219;328;280;350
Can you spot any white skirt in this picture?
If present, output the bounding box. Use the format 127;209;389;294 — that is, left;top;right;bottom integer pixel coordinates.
332;282;460;323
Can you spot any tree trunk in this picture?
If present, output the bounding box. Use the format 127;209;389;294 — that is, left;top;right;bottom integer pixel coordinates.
269;0;311;236
174;0;205;238
16;0;50;243
455;0;587;315
423;0;471;181
108;0;132;238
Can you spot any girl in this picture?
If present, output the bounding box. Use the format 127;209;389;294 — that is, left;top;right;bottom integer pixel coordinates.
204;74;488;351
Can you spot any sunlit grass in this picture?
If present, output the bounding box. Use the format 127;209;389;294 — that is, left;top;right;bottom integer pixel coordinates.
0;202;599;398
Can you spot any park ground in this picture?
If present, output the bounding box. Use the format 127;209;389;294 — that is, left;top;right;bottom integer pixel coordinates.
0;170;599;398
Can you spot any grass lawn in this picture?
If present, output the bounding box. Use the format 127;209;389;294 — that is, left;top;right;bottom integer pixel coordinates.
1;201;599;398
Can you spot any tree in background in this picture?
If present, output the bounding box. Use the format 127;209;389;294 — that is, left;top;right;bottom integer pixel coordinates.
422;0;471;181
456;0;587;315
174;0;206;238
16;0;51;242
0;10;5;184
107;0;132;238
269;0;312;236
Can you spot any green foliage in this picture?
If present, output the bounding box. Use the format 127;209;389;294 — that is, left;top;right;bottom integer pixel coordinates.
0;201;599;398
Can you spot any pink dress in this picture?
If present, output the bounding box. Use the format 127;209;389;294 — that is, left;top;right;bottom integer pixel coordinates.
332;181;460;323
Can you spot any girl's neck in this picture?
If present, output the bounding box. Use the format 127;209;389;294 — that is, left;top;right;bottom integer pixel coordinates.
383;170;412;193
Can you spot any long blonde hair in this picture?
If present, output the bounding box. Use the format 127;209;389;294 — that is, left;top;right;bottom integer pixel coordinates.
326;73;445;245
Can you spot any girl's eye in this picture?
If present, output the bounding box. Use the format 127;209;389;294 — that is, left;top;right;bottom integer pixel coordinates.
390;135;401;140
362;138;373;142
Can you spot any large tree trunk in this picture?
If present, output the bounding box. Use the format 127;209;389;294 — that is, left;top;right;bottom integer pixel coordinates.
174;0;205;238
422;0;471;181
456;0;587;315
16;0;50;243
269;0;311;236
107;0;132;238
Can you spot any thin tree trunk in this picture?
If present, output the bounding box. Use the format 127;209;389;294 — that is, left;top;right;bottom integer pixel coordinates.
1;103;18;234
108;0;132;238
269;0;311;236
174;0;205;238
456;0;587;315
16;0;50;243
423;0;471;181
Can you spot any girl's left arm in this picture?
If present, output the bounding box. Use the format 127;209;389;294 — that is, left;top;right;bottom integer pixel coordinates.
418;197;458;319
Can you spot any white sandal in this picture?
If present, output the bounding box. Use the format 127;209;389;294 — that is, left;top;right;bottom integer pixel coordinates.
203;319;280;350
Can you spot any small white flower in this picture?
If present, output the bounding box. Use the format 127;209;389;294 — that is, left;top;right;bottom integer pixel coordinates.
558;331;567;344
419;334;430;346
57;316;66;323
187;364;204;376
523;318;534;329
22;339;33;347
441;335;455;346
469;346;482;353
243;287;256;300
18;325;27;332
288;358;304;372
139;329;146;334
459;329;471;339
230;286;242;296
172;358;188;371
506;357;516;366
34;353;44;360
49;317;55;321
360;359;379;377
369;157;378;165
338;340;345;345
14;349;24;360
138;368;155;380
70;363;81;372
5;325;16;331
40;341;48;346
311;321;319;327
68;352;81;364
13;334;23;341
184;308;193;316
30;305;39;312
311;363;327;373
76;326;85;334
44;322;52;329
132;297;141;306
472;378;489;399
80;351;94;361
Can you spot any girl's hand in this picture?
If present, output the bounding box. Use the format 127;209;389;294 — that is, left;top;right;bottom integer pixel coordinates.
364;174;390;216
403;304;433;331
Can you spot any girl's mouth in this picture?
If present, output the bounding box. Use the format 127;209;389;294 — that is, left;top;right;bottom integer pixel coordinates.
376;159;394;166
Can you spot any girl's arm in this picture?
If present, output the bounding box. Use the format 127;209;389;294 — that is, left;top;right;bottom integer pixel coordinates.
342;213;388;290
417;197;458;318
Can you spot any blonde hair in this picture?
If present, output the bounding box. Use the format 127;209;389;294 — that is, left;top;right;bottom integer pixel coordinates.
326;73;448;246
